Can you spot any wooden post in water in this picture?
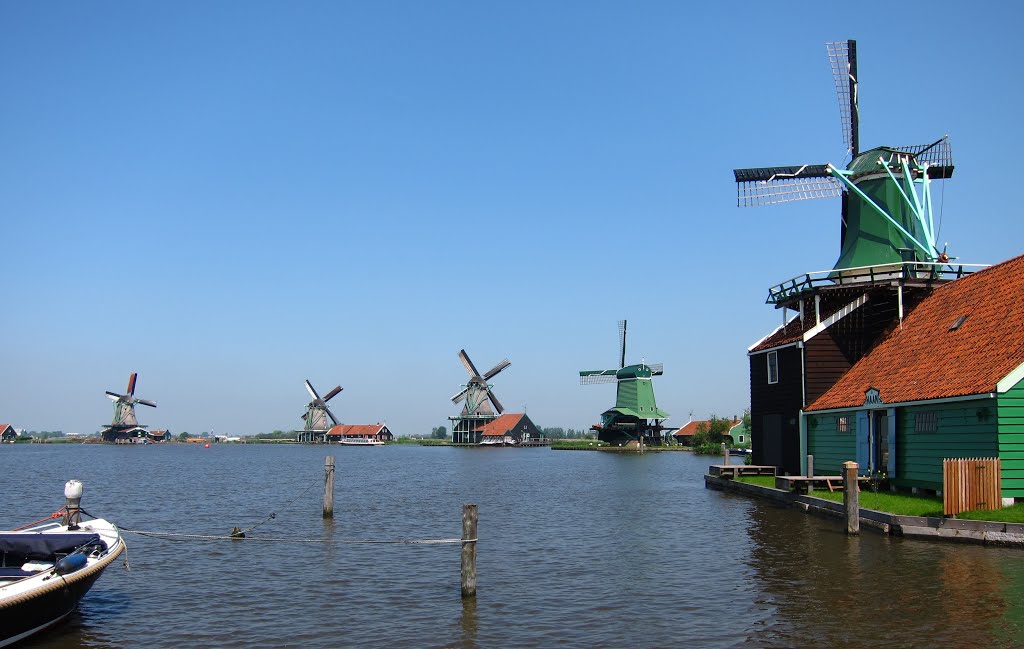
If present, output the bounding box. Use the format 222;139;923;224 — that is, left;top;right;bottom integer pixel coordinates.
807;455;814;493
461;503;478;598
722;442;730;466
323;455;335;518
843;461;859;535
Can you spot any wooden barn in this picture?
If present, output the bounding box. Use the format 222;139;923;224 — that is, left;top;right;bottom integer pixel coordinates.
475;413;542;445
1;424;16;442
325;424;394;443
801;254;1024;502
746;284;937;474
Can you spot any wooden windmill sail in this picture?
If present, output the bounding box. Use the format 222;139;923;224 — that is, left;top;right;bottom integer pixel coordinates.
733;40;959;298
101;372;157;442
580;320;669;446
298;380;342;443
449;349;510;443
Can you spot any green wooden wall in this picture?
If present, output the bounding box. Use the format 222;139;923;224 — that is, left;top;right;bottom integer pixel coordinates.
806;414;855;475
807;399;1000;491
998;376;1024;499
895;400;998;491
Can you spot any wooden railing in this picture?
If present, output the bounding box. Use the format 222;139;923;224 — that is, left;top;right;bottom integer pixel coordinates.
943;457;1002;516
766;262;988;305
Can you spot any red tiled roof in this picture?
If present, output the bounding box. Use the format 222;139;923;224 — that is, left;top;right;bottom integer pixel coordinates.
672;419;742;437
326;424;385;437
475;413;525;437
806;254;1024;411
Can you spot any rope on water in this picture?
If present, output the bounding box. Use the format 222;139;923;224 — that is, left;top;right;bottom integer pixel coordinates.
118;528;476;545
237;471;323;534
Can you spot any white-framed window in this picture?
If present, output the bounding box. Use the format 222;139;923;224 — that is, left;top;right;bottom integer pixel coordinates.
837;415;849;432
767;351;779;385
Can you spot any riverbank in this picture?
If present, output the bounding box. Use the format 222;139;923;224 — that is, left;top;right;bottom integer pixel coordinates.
705;473;1024;547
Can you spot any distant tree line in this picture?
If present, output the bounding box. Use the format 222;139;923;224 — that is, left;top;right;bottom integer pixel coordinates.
255;430;296;440
20;430;66;439
539;427;593;439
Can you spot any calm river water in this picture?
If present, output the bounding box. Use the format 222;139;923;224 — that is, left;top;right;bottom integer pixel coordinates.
3;444;1023;648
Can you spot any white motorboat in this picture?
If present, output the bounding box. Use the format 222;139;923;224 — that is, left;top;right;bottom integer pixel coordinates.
0;481;124;647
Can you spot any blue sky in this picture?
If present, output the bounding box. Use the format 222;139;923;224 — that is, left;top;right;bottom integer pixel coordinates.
2;2;1022;436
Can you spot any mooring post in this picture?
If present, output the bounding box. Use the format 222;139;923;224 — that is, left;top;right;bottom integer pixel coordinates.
323;455;335;518
722;442;730;466
807;455;815;493
843;460;859;535
461;503;478;598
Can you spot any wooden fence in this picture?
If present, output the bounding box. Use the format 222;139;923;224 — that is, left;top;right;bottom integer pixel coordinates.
943;457;1002;516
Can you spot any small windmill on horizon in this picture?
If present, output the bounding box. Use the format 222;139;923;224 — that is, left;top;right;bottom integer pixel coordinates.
580;320;669;447
297;379;342;443
100;372;157;443
449;349;510;443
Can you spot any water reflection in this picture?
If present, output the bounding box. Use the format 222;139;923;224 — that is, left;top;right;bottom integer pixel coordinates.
742;499;1024;647
456;597;479;648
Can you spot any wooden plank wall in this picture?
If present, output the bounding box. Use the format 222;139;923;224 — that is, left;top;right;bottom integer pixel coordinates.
943;458;1002;516
997;379;1024;498
806;414;856;476
898;401;998;492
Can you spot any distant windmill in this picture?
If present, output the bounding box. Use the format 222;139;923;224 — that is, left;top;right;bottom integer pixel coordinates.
101;372;157;443
449;349;510;443
580;320;669;446
298;380;342;443
733;40;956;283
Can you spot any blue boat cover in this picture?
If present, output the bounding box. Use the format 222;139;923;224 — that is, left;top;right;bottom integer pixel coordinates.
0;533;105;560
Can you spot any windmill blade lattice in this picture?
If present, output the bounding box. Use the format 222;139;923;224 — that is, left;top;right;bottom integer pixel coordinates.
735;167;843;207
827;40;859;158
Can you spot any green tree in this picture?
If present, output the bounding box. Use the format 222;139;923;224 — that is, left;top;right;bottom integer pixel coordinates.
178;431;189;441
691;414;733;450
431;426;448;440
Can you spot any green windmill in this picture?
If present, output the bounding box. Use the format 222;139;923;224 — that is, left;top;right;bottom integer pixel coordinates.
733;40;956;287
580;320;669;447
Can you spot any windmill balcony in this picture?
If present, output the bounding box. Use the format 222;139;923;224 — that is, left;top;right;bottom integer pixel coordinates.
765;261;988;306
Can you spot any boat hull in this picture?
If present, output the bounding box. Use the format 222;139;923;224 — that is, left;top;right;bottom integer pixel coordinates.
0;520;123;648
0;567;105;647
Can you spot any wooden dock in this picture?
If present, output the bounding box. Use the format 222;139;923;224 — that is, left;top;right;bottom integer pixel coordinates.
708;465;776;478
774;475;871;493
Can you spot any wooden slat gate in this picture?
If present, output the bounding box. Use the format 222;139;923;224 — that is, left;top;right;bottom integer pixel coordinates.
943;457;1002;516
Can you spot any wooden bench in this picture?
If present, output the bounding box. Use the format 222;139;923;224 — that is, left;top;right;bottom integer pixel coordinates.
709;465;776;478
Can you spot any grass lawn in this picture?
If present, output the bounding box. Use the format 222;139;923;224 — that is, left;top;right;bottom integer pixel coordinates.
809;489;944;517
733;476;1024;522
735;476;777;488
957;503;1024;523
